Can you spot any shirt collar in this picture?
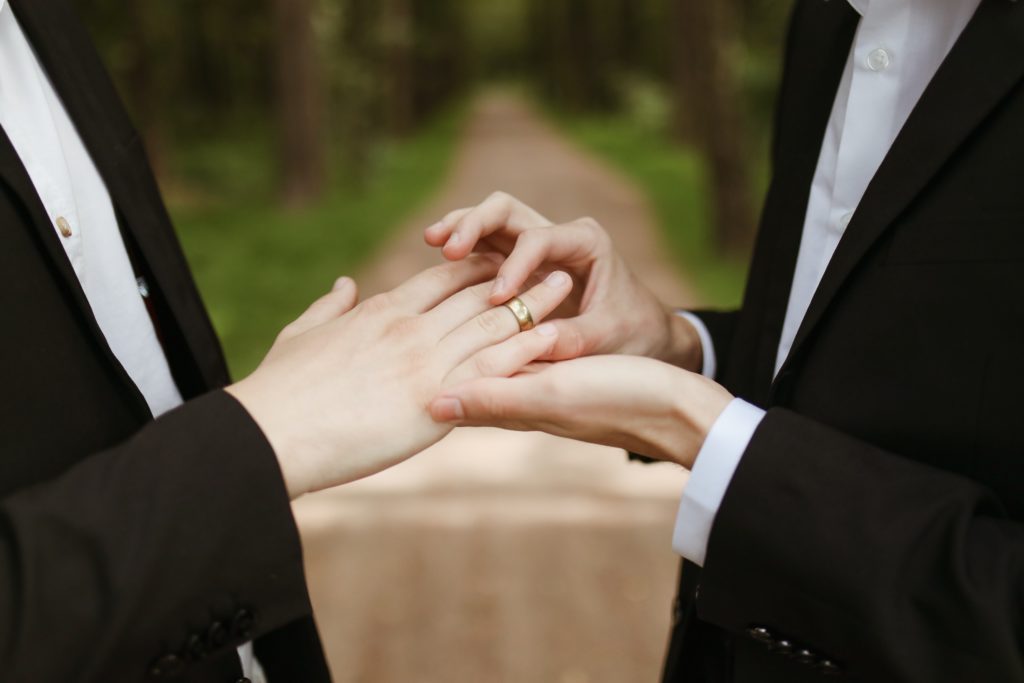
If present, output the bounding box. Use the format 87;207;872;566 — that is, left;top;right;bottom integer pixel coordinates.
847;0;867;15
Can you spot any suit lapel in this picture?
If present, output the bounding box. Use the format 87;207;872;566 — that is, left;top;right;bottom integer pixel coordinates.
735;0;859;404
10;0;231;393
774;0;1024;389
0;131;96;337
0;60;153;419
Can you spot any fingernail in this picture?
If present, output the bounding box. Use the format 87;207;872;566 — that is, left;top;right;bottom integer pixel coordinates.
445;233;461;249
427;221;443;232
332;276;351;292
545;271;569;287
491;276;506;297
434;397;465;422
536;322;558;337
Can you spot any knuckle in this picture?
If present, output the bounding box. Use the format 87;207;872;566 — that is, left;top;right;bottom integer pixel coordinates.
466;280;492;302
564;327;587;358
519;228;541;243
478;392;508;420
386;314;421;338
427;263;457;285
445;207;470;223
577;215;598;233
475;308;508;337
472;352;499;378
517;229;546;251
360;292;393;315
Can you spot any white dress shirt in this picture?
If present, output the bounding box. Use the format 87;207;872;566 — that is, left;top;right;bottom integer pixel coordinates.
673;0;982;566
0;3;262;678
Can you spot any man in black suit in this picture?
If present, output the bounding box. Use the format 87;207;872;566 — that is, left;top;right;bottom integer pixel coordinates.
0;0;576;680
426;0;1024;680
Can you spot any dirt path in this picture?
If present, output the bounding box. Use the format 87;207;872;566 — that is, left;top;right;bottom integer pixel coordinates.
294;92;698;683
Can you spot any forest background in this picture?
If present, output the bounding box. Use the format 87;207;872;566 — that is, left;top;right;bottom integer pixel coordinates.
74;0;794;376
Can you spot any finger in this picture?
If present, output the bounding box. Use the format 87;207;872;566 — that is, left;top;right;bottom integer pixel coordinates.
425;267;570;339
516;361;553;375
445;322;559;387
489;219;604;303
470;233;517;257
424;207;472;246
440;192;550;261
439;270;573;366
537;313;609;361
388;254;502;314
423;279;500;332
284;277;359;337
430;375;545;428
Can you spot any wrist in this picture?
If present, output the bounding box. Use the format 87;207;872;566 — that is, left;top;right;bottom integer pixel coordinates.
661;372;733;469
655;309;703;372
226;378;313;499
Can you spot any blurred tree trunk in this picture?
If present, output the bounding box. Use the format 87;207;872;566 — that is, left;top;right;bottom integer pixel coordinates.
272;0;326;207
125;2;165;176
672;0;755;255
336;0;377;189
382;0;414;135
611;0;639;72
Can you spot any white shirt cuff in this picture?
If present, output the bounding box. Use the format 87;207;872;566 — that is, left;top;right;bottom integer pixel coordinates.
676;311;717;379
672;398;766;566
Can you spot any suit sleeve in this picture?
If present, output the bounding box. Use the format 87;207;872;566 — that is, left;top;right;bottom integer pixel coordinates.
0;390;312;680
697;408;1024;682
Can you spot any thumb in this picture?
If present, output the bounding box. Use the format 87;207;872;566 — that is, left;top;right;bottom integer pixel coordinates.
430;375;545;428
541;314;608;361
284;277;360;337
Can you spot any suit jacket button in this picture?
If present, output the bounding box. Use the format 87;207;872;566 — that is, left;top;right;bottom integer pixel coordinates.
795;648;817;666
207;620;228;649
818;659;842;675
770;639;794;657
231;608;256;639
148;653;185;678
185;633;206;661
748;626;774;644
671;597;684;624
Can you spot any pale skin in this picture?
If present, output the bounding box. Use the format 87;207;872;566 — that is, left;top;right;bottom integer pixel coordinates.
423;192;734;470
226;254;574;498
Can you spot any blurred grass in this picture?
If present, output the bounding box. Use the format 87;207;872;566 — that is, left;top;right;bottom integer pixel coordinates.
554;111;750;308
168;106;466;378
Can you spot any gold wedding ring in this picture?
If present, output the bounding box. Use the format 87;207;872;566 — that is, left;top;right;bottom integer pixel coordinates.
503;297;535;332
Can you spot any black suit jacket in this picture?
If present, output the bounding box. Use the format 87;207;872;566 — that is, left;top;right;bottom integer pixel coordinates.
662;1;1024;682
0;1;331;681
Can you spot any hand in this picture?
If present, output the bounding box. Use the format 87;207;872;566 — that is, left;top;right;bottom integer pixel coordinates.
226;256;574;498
424;191;703;371
429;355;733;469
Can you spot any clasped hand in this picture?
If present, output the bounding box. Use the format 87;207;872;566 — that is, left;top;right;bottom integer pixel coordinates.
229;190;734;499
423;192;734;469
228;254;573;498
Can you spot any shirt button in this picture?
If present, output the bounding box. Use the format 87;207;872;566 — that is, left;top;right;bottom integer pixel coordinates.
56;216;73;238
866;48;891;71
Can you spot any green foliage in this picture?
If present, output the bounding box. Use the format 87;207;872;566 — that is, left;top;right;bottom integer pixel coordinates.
170;105;467;377
72;0;795;335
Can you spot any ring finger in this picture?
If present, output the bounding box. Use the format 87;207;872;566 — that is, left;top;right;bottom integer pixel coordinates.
444;324;559;388
440;270;573;367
